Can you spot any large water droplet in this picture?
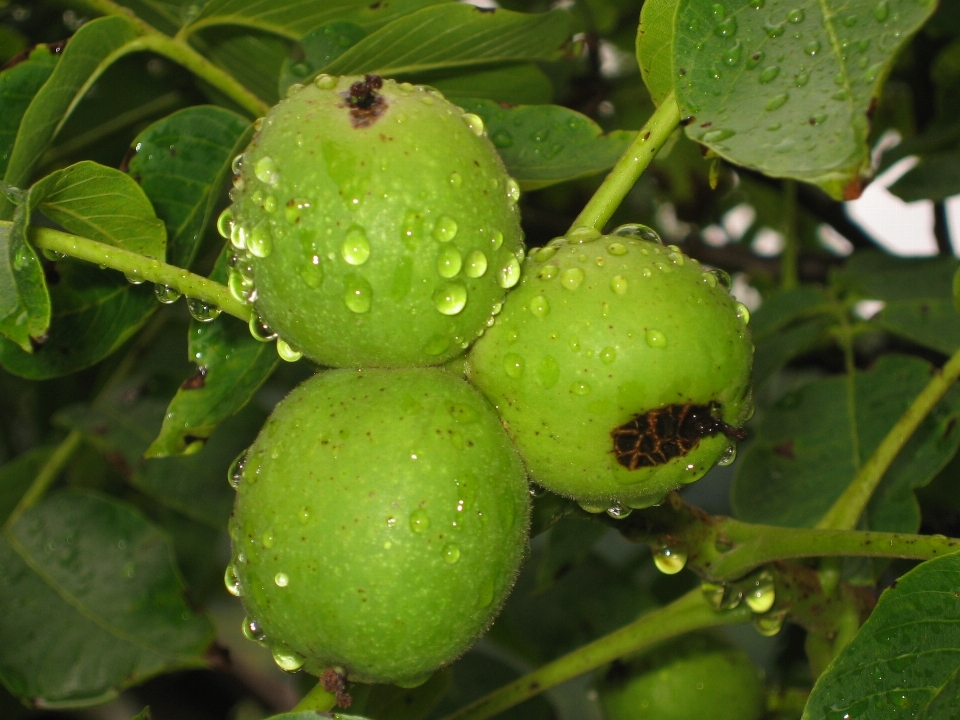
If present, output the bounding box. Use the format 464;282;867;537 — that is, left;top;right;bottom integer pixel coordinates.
154;284;181;304
433;215;458;242
805;40;822;55
461;112;485;136
249;315;277;343
506;178;521;203
718;443;738;466
449;171;463;188
315;73;337;89
341;226;371;266
874;0;889;21
242;617;266;643
610;275;629;295
230;223;247;251
788;8;805;22
601;346;617;364
344;275;373;313
606;502;632;519
228;269;256;303
723;41;743;65
702;128;735;142
766;93;790;110
653;546;687;574
276;339;302;362
217;208;233;239
570;380;592;395
712;268;732;289
764;21;785;37
759;65;781;83
187;299;221;322
560;267;585;290
262;529;275;549
248;224;272;258
409;508;430;532
503;352;525;379
714;16;737;36
443;543;461;564
645;329;667;348
254;156;280;185
736;302;751;324
753;610;786;636
224;564;242;596
433;281;467;315
464;249;488;278
745;570;776;613
490;229;504;250
272;646;305;672
614;223;662;243
274;572;289;587
498;257;521;288
529;295;550;318
437;245;462;278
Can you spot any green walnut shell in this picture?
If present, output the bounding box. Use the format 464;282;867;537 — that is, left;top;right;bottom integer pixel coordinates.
598;633;766;720
224;75;524;367
228;367;530;685
466;227;753;510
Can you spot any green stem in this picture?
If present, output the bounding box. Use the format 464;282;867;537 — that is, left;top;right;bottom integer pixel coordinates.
780;180;799;290
439;589;751;720
28;226;251;322
293;682;338;713
3;431;83;532
817;344;960;530
569;92;681;233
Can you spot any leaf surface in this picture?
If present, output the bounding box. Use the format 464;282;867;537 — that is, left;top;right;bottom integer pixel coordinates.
636;0;678;105
0;45;59;178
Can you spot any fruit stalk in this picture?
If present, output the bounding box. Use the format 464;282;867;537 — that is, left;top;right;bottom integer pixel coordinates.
569;91;681;232
439;589;752;720
816;342;960;530
27;225;252;322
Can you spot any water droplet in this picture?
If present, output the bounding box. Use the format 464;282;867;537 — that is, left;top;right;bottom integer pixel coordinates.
492;128;513;148
276;339;302;362
433;281;467;315
606;502;632;519
242;617;266;643
610;275;629;295
344;275;373;313
424;334;450;356
272;646;305;672
653;546;687;574
570;380;592;395
314;73;337;89
437;245;462;278
723;41;743;65
788;8;805;22
409;508;430;532
154;284;181;304
248;224;272;258
433;215;458;242
603;243;626;258
615;224;662;244
714;16;737;36
875;0;889;21
465;249;488;278
217;208;233;238
461;112;485;136
298;508;311;525
753;611;786;636
286;82;304;98
600;346;617;364
810;112;828;125
230;223;247;250
745;570;776;613
498;257;521;288
736;302;751;324
341;226;371;266
560;267;585;290
711;268;732;289
795;72;810;87
764;21;785;37
645;329;667;348
254;156;280;185
529;295;550;318
187;299;221;322
224;564;242;596
275;572;289;587
711;3;725;18
506;178;521;203
449;171;462;188
536;355;559;388
231;153;244;175
702;271;718;288
766;93;789;110
249;315;277;343
262;529;275;549
503;352;525;379
702;128;736;144
718;443;738;466
443;544;461;564
759;65;781;83
228;268;255;303
805;40;821;55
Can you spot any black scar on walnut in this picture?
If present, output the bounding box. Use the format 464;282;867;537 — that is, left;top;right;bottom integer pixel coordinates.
340;73;387;128
611;403;746;470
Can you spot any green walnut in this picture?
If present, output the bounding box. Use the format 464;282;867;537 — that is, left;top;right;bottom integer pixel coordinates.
222;74;525;367
598;633;766;720
227;367;530;685
466;226;753;511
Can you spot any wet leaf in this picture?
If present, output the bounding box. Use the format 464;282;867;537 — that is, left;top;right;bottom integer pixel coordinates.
0;491;213;707
888;151;960;202
0;447;52;525
672;0;937;199
636;0;679;105
278;21;367;98
421;63;553;105
0;45;59;178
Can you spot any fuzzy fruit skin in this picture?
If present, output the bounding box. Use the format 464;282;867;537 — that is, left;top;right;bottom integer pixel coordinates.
598;633;765;720
229;76;524;367
466;232;753;510
229;368;530;685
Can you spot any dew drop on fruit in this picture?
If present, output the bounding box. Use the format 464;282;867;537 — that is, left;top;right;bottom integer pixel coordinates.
423;334;450;356
641;267;653;278
254;156;280;186
745;570;776;613
262;530;275;548
442;543;461;564
560;267;584;291
711;268;732;289
341;226;371;266
529;295;550;318
653;546;687;574
154;284;181;304
645;329;667;348
571;380;592;395
187;299;221;322
228;270;256;303
601;346;617;364
298;508;310;525
228;449;248;489
344;275;373;313
274;572;289;587
272;645;305;672
607;242;628;256
578;500;608;513
465;249;488;278
491;229;504;250
536;355;560;388
315;73;337;89
264;195;278;213
437;245;462;278
702;271;718;288
301;256;323;289
735;302;751;324
610;275;629;295
242;617;267;643
461;112;485;136
286;82;304;98
612;223;662;243
667;246;685;265
432;281;467;315
409;508;430;533
276;339;303;362
567;227;602;244
249;315;278;342
753;611;786;636
538;264;559;280
478;578;495;607
701;581;727;609
217;208;234;239
231;153;244;175
506;178;521;204
503;352;525;379
718;443;738;466
229;223;247;250
433;215;459;242
498;257;521;288
448;171;463;188
224;564;242;596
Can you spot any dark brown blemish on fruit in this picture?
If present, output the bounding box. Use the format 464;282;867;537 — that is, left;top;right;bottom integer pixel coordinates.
340;74;387;128
611;403;745;470
320;667;352;708
181;366;207;390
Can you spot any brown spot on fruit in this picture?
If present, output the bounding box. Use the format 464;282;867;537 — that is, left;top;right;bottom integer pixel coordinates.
340;74;388;128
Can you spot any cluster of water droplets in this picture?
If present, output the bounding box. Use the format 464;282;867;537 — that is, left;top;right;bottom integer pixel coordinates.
701;567;783;634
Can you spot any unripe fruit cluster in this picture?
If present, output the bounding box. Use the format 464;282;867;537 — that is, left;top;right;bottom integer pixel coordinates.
224;75;754;687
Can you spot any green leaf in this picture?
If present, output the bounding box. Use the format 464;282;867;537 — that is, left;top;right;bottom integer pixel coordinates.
636;0;678;105
802;551;960;720
146;250;278;458
31;161;167;260
457;99;635;190
322;5;572;77
0;45;59;178
0;491;213;707
0;447;51;525
278;21;368;98
733;354;960;532
534;515;607;592
872;300;960;355
888;151;960;202
130;708;152;720
0;208;50;352
1;16;141;217
128;106;251;267
192;0;451;37
421;64;554;105
750;286;834;387
352;669;451;719
672;0;937;199
195;27;291;106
